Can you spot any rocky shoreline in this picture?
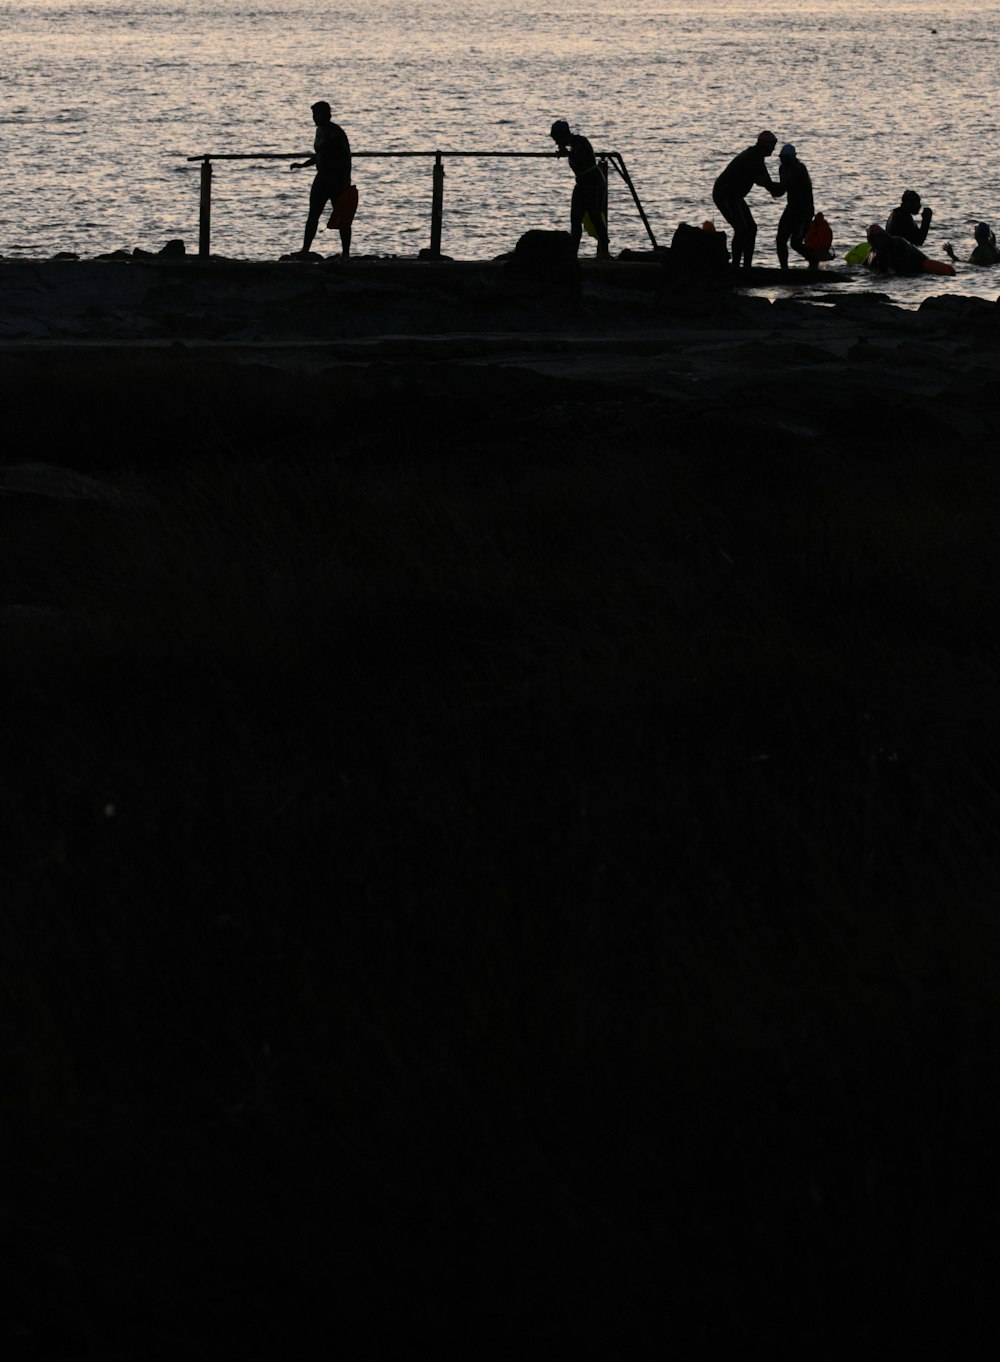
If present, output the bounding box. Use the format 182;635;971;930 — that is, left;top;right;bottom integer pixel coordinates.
5;254;1000;1354
2;256;998;473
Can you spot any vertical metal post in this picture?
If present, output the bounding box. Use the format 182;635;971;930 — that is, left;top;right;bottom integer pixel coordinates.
199;157;212;258
599;156;609;239
430;152;445;258
608;154;658;250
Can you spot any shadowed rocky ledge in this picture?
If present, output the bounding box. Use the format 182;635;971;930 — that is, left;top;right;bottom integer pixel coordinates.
4;255;1000;1355
2;256;998;466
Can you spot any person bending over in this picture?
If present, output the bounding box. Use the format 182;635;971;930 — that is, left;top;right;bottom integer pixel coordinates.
291;101;352;258
549;119;611;261
865;223;954;276
712;129;782;269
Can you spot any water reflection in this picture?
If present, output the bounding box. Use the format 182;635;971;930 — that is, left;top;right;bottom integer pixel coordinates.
1;0;998;308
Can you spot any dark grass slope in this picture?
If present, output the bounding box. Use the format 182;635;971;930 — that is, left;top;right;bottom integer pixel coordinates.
4;351;1000;1354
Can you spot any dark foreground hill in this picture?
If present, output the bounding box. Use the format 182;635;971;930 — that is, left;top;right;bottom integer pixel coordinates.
3;259;1000;1354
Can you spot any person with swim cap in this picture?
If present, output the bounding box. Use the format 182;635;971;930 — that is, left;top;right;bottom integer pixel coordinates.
865;222;954;276
549;119;611;260
886;189;932;247
712;130;782;269
291;101;353;258
773;143;814;269
944;222;1000;266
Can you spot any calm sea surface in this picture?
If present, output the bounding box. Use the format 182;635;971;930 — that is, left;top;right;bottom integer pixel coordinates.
2;0;998;302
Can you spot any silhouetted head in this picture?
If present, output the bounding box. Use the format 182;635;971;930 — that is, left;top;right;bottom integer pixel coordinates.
757;130;777;153
974;222;992;240
550;119;571;146
901;190;921;213
779;143;796;160
311;101;332;124
867;223;888;245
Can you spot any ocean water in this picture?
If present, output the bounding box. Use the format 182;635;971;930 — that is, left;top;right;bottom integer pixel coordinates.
2;0;999;303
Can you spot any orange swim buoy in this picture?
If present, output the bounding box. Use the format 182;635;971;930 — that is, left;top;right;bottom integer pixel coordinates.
804;212;833;254
327;185;359;230
922;258;956;276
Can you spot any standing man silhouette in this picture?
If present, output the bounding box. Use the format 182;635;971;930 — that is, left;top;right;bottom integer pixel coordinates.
549;119;611;261
291;101;352;258
773;142;814;269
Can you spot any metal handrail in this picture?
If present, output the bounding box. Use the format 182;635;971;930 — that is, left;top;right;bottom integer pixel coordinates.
185;148;659;258
187;151;561;159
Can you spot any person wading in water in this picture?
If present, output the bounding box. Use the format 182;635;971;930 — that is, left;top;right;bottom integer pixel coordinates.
886;189;932;248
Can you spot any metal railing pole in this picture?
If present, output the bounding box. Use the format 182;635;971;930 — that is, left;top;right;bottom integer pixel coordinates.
608;153;658;250
199;157;212;257
430;152;445;257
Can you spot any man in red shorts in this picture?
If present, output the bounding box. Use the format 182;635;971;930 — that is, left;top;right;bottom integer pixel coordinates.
292;101;352;258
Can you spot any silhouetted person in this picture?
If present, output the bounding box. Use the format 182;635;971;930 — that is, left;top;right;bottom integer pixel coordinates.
944;222;1000;266
773;142;814;269
865;223;925;274
712;130;781;268
886;190;932;246
549;120;611;261
291;101;352;257
865;223;954;276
